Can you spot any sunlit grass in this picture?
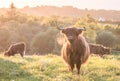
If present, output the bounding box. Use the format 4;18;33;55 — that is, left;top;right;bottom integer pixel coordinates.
0;53;120;81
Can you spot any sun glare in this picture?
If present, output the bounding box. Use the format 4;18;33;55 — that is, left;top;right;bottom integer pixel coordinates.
0;0;119;10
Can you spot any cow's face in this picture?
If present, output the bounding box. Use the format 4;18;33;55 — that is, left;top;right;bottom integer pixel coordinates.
62;28;83;43
103;47;111;54
4;51;9;56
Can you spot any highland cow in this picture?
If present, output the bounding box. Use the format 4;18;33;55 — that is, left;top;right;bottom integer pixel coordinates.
4;42;26;57
57;25;90;74
89;43;111;57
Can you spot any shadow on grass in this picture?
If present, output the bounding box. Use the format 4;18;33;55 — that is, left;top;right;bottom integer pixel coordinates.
0;58;41;81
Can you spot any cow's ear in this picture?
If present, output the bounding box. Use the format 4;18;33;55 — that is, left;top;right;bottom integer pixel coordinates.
61;29;65;34
77;29;83;35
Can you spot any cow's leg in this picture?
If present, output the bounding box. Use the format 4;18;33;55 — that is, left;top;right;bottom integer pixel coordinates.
70;62;74;72
71;63;74;72
62;53;72;72
76;63;81;74
8;54;11;57
11;53;15;56
68;55;74;72
23;51;25;55
12;54;14;56
65;60;74;72
20;50;26;57
62;56;70;71
20;53;23;57
99;54;103;58
67;64;71;71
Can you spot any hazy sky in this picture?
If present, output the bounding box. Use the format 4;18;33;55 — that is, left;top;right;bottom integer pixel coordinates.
0;0;120;10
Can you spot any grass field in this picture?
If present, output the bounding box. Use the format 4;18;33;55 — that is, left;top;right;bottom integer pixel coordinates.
0;53;120;81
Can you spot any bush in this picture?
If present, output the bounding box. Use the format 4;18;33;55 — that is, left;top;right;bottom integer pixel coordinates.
30;28;58;54
84;29;96;43
96;31;116;47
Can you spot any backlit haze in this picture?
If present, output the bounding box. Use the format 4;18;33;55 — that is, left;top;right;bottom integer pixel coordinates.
0;0;120;10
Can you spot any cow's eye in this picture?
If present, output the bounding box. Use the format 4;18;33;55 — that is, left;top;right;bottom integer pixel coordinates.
64;32;69;36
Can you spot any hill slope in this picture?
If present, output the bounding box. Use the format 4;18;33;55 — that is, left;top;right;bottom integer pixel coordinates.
0;54;120;81
20;6;120;21
0;6;120;21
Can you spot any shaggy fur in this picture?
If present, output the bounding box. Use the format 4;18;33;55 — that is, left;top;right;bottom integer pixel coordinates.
89;43;111;57
4;42;26;57
60;27;90;74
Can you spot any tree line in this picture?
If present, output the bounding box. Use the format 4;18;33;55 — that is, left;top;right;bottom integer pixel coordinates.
0;3;120;55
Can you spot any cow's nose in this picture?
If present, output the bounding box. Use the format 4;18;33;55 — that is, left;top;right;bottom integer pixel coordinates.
68;36;73;40
68;36;74;43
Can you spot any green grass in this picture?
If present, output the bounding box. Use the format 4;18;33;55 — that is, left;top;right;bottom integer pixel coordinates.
0;53;120;81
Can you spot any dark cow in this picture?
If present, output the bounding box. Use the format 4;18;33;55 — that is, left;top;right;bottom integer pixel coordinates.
4;42;26;57
57;25;90;74
89;43;111;57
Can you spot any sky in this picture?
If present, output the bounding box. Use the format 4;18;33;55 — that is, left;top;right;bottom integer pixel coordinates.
0;0;120;10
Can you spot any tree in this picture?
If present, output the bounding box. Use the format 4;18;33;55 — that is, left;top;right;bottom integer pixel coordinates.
6;3;18;20
85;14;96;23
113;25;120;50
0;29;11;51
30;28;58;54
96;31;116;47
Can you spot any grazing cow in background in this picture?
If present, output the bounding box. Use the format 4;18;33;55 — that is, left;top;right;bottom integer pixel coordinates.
4;42;26;57
89;43;111;57
57;25;90;74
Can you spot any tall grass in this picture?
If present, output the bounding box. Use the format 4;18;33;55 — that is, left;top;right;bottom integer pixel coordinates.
0;53;120;81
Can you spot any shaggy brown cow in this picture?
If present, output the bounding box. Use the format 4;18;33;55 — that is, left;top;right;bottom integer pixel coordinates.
89;43;110;57
57;26;90;74
4;42;26;57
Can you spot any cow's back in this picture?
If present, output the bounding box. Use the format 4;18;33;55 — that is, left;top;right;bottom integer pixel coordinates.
11;42;25;53
89;43;103;54
15;42;25;51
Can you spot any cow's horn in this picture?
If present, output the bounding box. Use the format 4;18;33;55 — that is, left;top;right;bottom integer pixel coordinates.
78;27;86;31
54;21;64;30
57;25;64;30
